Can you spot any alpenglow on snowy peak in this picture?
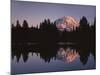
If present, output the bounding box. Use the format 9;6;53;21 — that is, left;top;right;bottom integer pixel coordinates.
55;16;79;31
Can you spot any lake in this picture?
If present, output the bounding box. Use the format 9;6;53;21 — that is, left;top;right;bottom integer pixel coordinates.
11;43;96;74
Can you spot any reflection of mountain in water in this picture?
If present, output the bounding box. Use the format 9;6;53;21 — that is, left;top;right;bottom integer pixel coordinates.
12;43;95;65
57;47;78;63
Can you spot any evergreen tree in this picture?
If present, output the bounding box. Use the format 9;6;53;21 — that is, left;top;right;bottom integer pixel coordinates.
16;20;21;28
11;24;15;28
79;16;90;30
22;20;28;28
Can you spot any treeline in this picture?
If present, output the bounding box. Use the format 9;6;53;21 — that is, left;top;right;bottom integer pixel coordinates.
11;16;95;46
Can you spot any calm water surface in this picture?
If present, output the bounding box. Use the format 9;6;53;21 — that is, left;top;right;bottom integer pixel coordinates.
11;43;95;74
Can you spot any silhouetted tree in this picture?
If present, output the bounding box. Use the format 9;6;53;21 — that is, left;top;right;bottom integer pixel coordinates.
11;24;15;29
16;20;21;28
47;18;50;24
22;20;28;28
79;16;90;31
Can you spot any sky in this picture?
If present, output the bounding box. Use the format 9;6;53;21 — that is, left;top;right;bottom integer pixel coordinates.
11;0;96;27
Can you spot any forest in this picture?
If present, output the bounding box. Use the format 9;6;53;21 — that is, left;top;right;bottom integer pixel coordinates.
11;16;95;45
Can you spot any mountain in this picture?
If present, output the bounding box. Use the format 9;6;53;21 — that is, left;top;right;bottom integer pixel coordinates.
55;16;79;31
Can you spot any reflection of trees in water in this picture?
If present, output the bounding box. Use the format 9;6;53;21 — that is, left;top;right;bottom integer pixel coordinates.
12;43;95;65
37;44;58;63
77;45;90;65
12;44;58;63
12;46;29;63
